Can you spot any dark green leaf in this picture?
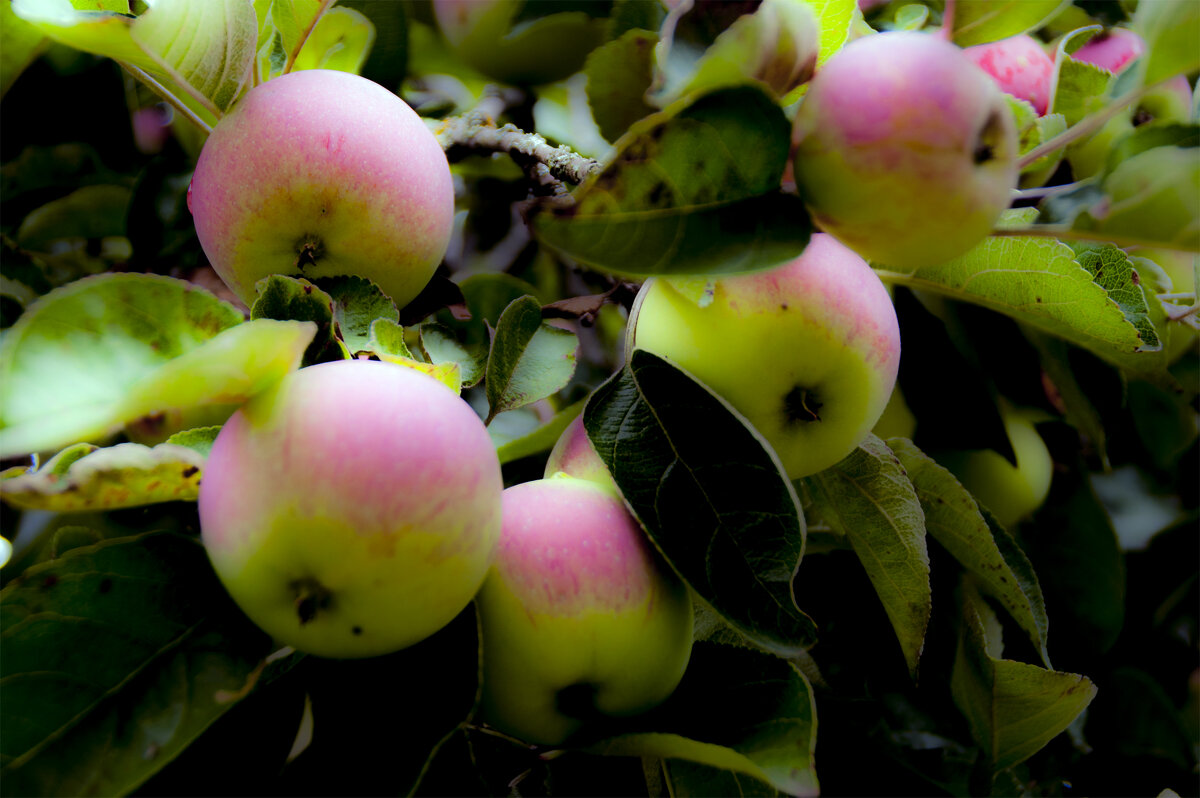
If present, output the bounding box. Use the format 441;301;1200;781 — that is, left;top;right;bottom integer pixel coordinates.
803;436;930;678
584;349;815;655
250;274;339;364
318;275;400;356
951;0;1071;47
534;86;812;278
889;437;1051;668
585;28;657;143
484;296;579;423
950;577;1098;772
0;532;276;796
588;641;818;797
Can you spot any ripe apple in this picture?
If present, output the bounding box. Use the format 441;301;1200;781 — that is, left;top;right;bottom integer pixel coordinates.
939;405;1053;530
198;359;503;659
791;31;1019;268
188;69;454;310
432;0;606;86
1070;27;1144;74
476;475;694;745
964;34;1055;115
631;233;901;479
543;414;617;493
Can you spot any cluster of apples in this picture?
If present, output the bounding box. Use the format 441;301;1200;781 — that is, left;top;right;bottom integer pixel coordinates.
187;24;1076;745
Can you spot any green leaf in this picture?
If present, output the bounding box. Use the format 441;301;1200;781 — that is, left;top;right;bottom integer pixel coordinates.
875;237;1165;378
319;275;399;356
164;426;222;458
0;441;205;512
651;0;819;107
951;0;1071;47
250;274;339;364
0;531;277;796
584;349;816;656
419;322;484;388
484;296;579;424
17;184;130;250
367;318;463;394
890;4;930;31
800;0;855;67
950;577;1097;772
657;759;786;797
495;398;585;465
1072;242;1162;349
585;28;658;143
588;641;819;797
0;274;314;458
290;5;375;74
1133;0;1200;88
889;438;1051;668
1084;146;1200;251
802;436;930;678
267;0;328;66
0;1;47;98
1051;48;1115;127
534;85;813;278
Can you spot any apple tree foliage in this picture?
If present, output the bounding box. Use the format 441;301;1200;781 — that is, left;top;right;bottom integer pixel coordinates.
0;0;1197;796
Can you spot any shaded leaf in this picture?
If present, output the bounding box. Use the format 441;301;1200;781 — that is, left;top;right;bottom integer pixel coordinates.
419;322;484;388
0;441;205;512
585;28;658;143
1133;0;1200;88
290;5;375;74
952;0;1071;47
368;318;463;394
250;274;339;364
588;641;818;797
495;398;585;465
319;275;399;356
164;426;221;458
484;296;578;423
875;237;1166;379
0;532;277;796
803;435;930;678
0;274;313;457
0;1;47;98
584;349;815;655
534;85;812;278
950;577;1097;772
889;437;1051;667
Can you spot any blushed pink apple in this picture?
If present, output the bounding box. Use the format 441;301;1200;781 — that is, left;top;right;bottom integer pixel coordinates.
964;34;1054;115
199;359;502;659
543;414;617;493
188;69;454;310
1071;27;1145;74
632;234;901;479
791;32;1019;268
476;475;693;745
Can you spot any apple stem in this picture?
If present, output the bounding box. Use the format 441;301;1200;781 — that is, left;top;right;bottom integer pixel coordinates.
1166;301;1200;323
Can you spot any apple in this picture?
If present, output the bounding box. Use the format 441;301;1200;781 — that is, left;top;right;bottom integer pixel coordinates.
188;69;454;310
432;0;606;86
1070;27;1145;74
791;31;1019;268
476;475;694;745
198;359;503;659
964;34;1055;115
938;405;1053;530
543;414;617;493
631;233;901;479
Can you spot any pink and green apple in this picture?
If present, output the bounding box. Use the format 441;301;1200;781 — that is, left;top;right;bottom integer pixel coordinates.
631;233;901;479
199;359;503;659
476;475;694;746
791;31;1019;268
543;414;617;494
964;34;1055;115
188;69;454;310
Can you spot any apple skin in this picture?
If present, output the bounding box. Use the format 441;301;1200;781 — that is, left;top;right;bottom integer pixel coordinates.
791;32;1018;268
199;359;502;659
964;34;1054;115
631;233;901;479
476;476;694;746
188;69;454;310
1070;27;1145;74
940;406;1053;530
543;415;618;494
432;0;606;86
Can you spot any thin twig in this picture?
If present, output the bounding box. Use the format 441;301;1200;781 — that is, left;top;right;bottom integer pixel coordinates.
1017;84;1152;169
437;112;602;187
116;61;213;134
1011;180;1094;201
